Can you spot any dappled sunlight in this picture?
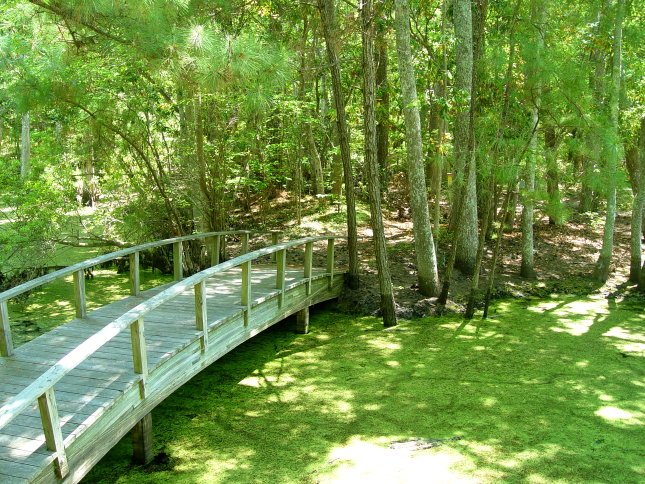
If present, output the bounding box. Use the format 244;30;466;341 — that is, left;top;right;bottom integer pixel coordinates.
595;406;644;426
602;325;645;355
315;437;479;484
82;294;644;483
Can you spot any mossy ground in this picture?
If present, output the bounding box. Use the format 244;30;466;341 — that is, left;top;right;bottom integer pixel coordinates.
7;268;172;347
83;295;644;484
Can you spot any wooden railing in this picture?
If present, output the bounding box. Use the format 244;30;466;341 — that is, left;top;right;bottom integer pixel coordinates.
0;235;343;479
0;230;282;357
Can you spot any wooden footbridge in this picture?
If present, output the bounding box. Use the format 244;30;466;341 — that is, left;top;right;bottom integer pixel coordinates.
0;232;347;483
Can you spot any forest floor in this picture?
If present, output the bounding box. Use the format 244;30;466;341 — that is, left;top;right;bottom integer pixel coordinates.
238;194;644;319
84;295;645;484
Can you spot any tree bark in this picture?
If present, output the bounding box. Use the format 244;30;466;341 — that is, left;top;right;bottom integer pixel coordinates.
394;0;440;296
451;0;478;275
362;0;397;326
629;116;645;282
375;0;390;193
594;0;624;283
520;0;543;279
317;0;360;289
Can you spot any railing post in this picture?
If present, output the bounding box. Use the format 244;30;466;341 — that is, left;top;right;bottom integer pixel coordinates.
326;238;335;290
173;242;183;281
304;241;313;296
270;231;281;263
129;251;140;296
210;235;221;267
276;249;286;307
0;300;13;357
221;235;227;261
241;261;252;327
130;318;148;398
241;231;250;255
38;388;69;479
73;270;87;319
195;281;208;352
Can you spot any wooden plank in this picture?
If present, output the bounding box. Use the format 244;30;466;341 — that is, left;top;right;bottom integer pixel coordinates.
173;242;183;281
195;281;208;352
73;270;87;319
129;252;140;296
37;388;69;478
0;457;37;479
0;299;13;357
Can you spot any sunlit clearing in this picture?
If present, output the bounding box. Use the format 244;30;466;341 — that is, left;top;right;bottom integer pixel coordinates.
315;437;475;484
595;406;643;425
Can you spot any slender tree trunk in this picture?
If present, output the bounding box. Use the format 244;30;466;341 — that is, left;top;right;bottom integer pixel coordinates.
362;0;397;326
317;0;360;289
545;125;564;225
305;123;325;195
520;0;544;279
629;116;645;282
452;0;478;275
375;0;390;193
20;112;30;179
394;0;440;296
594;0;624;283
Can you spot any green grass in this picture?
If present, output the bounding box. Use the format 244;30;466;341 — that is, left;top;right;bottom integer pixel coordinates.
83;295;644;483
7;268;172;347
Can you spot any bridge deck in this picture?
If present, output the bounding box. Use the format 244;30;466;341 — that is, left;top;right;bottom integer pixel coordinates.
0;264;342;483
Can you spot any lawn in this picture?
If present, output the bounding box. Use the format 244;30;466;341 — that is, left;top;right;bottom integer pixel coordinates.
83;294;645;483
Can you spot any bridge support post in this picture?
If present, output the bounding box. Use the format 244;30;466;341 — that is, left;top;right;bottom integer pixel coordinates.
296;307;309;334
0;300;13;357
131;412;154;465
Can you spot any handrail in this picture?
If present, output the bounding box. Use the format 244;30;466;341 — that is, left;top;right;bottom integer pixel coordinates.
0;229;282;357
0;235;344;432
0;230;274;303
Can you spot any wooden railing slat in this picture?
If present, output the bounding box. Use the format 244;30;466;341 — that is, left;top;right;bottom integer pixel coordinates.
304;241;313;296
173;242;183;281
38;388;69;479
129;252;140;296
276;249;286;307
0;300;12;357
130;318;148;398
195;280;208;352
241;261;252;326
327;238;335;289
73;270;87;319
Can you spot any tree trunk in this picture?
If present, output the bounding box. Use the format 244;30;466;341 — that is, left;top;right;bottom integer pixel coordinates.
362;0;397;327
394;0;440;296
375;0;390;193
317;0;360;289
629;116;645;282
305;123;325;195
20;112;30;179
594;0;624;283
545;125;564;225
451;0;478;275
520;0;544;279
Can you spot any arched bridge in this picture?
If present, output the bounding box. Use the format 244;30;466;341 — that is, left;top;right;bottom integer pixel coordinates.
0;232;347;483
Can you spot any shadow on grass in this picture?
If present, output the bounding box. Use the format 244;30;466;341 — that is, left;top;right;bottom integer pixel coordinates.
83;295;644;484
